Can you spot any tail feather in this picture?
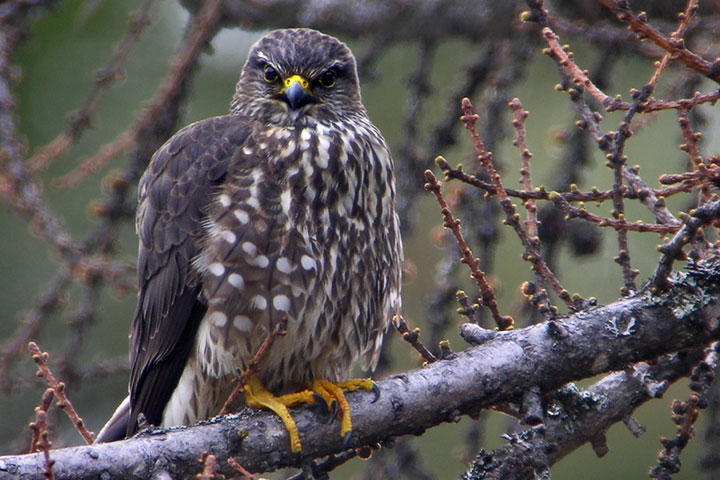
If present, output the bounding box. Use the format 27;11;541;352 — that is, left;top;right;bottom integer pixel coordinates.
95;395;130;443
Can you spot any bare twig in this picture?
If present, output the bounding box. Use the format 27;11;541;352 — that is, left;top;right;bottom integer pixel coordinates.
460;97;584;310
29;388;55;454
438;154;714;207
196;451;219;480
36;428;54;480
650;342;718;478
509;98;537;238
677;109;709;202
539;25;720;114
54;131;136;190
27;0;160;175
599;0;720;84
623;166;680;227
228;457;263;480
28;342;94;445
424;169;513;329
647;0;698;88
455;290;479;323
285;450;359;480
392;315;438;364
218;318;288;416
651;200;720;290
0;275;71;390
540;27;618;110
62;0;224;195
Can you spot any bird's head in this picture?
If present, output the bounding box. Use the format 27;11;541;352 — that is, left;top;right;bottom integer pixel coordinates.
231;28;364;125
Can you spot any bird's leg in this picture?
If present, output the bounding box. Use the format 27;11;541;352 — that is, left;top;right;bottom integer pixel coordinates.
244;374;315;453
244;375;378;452
311;378;378;446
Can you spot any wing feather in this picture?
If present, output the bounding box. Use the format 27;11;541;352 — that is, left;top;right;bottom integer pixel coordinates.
126;115;251;435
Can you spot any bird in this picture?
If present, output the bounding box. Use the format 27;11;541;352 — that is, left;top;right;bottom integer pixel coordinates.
96;28;402;453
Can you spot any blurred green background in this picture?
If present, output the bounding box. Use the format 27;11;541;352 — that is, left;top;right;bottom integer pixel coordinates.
1;1;717;478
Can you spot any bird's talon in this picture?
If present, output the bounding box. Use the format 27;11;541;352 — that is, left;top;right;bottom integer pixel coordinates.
342;430;352;450
244;375;309;452
328;400;339;424
312;392;327;410
371;383;381;403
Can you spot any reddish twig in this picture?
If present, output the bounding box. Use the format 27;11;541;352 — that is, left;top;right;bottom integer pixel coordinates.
607;129;636;295
392;315;438;364
659;161;720;186
677;110;709;201
441;156;683;235
29;388;55;454
521;281;559;320
599;0;720;84
538;36;701;232
509;98;537;239
651;199;720;291
438;156;610;202
439;153;714;206
55;131;136;190
228;456;265;480
549;192;679;234
459;97;584;311
27;0;160;175
28;342;95;445
25;385;57;479
36;429;55;480
509;98;563;321
534;28;719;115
623;166;680;227
538;4;714;274
219;318;288;416
647;0;698;89
424;169;513;329
196;451;219;480
58;0;224;190
541;27;618;110
541;24;720;114
0;275;71;391
642;90;720;112
650;342;718;478
455;290;479;323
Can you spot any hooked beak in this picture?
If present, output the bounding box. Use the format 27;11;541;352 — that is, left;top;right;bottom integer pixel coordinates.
279;75;316;110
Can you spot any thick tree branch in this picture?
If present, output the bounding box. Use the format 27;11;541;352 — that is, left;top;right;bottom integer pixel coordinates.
1;265;719;478
463;348;708;480
181;0;512;40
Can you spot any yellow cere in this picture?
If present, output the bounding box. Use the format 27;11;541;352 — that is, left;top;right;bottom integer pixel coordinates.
283;74;310;90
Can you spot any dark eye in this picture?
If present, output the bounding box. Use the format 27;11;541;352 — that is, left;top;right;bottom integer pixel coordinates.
318;69;337;88
263;65;279;83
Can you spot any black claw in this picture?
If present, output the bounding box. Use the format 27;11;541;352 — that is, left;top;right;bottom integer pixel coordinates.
328;400;339;424
342;430;352;450
371;383;381;403
312;392;327;410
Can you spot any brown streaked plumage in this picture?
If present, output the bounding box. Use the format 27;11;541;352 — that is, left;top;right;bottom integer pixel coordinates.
97;28;402;444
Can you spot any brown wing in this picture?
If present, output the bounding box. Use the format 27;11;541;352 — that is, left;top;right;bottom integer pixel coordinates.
127;114;251;435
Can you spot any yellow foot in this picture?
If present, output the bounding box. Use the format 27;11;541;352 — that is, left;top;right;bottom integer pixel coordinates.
244;375;315;453
243;375;379;452
311;378;379;446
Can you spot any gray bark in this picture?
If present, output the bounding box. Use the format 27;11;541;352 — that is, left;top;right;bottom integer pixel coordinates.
0;266;718;479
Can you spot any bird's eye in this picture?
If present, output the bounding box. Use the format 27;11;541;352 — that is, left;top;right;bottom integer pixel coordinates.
318;69;337;88
263;65;279;83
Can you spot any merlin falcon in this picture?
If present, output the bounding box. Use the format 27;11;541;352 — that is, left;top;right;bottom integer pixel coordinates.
97;28;402;451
